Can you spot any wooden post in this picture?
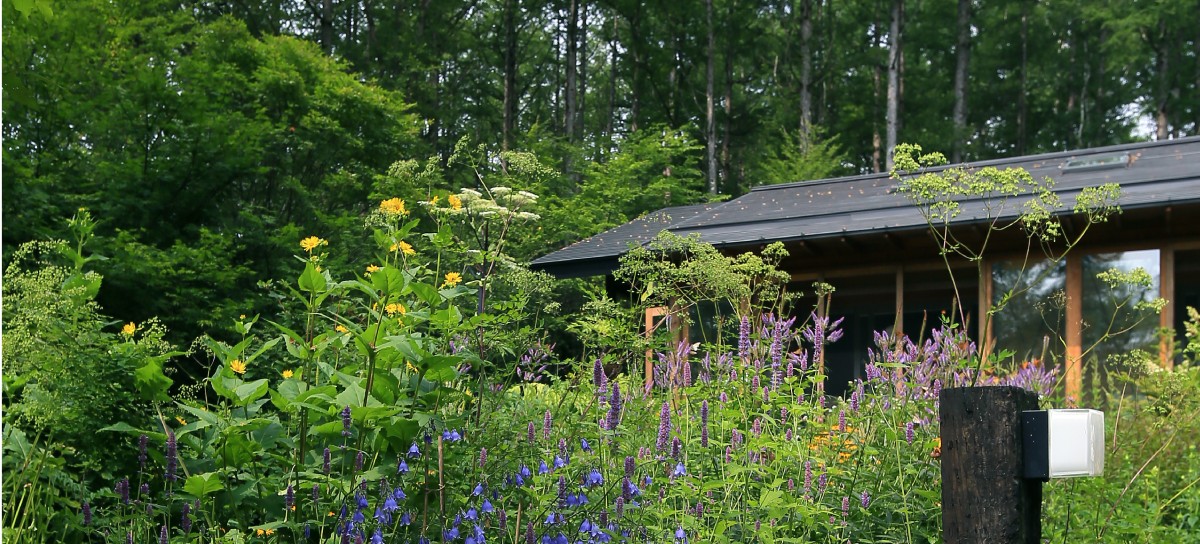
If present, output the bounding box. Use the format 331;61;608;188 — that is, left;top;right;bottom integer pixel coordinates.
941;386;1041;543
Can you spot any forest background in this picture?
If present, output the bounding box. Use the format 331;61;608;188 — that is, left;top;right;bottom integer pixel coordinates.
4;0;1199;363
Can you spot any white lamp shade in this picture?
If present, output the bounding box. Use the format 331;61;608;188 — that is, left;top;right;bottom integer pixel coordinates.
1048;409;1105;478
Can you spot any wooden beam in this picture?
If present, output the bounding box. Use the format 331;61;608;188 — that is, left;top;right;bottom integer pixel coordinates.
894;266;905;336
1161;248;1175;369
1064;254;1083;400
980;259;994;362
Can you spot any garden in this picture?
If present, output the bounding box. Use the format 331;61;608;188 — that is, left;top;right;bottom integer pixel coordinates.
5;156;1199;543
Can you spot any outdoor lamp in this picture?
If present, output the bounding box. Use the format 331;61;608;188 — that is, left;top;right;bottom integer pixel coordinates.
1021;409;1105;480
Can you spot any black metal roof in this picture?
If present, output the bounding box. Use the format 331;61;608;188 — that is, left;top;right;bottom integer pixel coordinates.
531;137;1200;278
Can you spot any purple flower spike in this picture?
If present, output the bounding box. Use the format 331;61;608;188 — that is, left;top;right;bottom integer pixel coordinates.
81;502;92;526
861;490;871;509
181;502;192;533
624;456;636;478
527;421;536;442
479;447;488;468
606;382;622;431
738;316;751;359
115;478;130;505
324;447;332;474
341;406;353;437
165;430;178;481
159;525;168;544
286;484;295;509
355;450;364;472
655;401;671;452
700;400;709;448
905;422;915;445
312;483;320;502
543;410;553;440
138;434;149;470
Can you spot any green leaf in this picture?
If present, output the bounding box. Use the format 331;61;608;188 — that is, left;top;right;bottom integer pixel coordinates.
183;472;225;497
134;358;173;402
234;379;270;406
298;261;327;293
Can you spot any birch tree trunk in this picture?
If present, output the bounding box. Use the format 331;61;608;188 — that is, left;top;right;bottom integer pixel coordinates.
886;0;903;171
706;0;718;193
951;0;971;163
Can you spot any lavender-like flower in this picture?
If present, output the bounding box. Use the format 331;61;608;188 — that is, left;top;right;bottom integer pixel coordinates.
355;450;364;472
850;380;863;412
181;501;192;533
671;437;681;459
165;430;178;481
159;525;168;544
81;501;92;526
624;456;636;478
838;409;847;433
593;358;607;393
527;421;536;442
525;521;535;544
700;400;709;448
842;495;850;519
286;484;295;510
606;382;622;431
313;483;320;502
803;461;813;495
138;434;149;470
615;496;625;517
115;478;130;505
738;316;751;359
140;482;150;496
341;406;353;437
861;490;871;509
479;447;487;469
905;422;915;445
655;401;671;452
324;447;332;474
543;410;553;440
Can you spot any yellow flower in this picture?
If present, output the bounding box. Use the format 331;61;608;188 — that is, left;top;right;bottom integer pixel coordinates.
380;198;408;216
230;359;247;375
385;302;406;316
300;236;326;252
266;529;275;535
239;314;246;320
176;416;187;426
442;271;463;288
121;322;137;336
396;240;415;256
429;195;440;206
366;264;382;274
447;194;463;210
281;369;294;379
336;325;349;333
406;361;419;373
256;529;265;536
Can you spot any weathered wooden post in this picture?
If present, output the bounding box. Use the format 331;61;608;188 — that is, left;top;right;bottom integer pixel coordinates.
940;386;1041;543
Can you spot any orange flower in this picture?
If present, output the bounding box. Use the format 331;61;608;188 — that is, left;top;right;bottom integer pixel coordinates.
447;194;463;210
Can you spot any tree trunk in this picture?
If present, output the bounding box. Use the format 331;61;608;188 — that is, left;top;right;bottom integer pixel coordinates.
565;0;579;144
886;0;903;171
321;0;334;53
579;2;588;146
722;1;734;189
502;0;518;151
872;0;884;173
951;0;971;163
799;0;813;144
1155;21;1170;141
630;6;642;132
606;15;617;152
705;0;717;193
1017;0;1028;155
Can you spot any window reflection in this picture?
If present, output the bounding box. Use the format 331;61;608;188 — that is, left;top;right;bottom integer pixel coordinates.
1081;250;1160;398
991;259;1067;366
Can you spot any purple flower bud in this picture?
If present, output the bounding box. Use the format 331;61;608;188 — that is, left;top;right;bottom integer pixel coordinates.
787;478;795;491
655;401;671;452
842;495;850;518
804;461;813;495
525;521;535;544
140;482;150;496
905;422;915;445
165;430;178;481
724;446;732;463
671;437;681;459
615;496;625;517
763;386;770;404
355;450;364;472
838;409;847;433
323;447;332;474
861;490;871;509
700;400;709;448
593;358;606;391
752;418;762;438
479;447;487;468
342;406;353;437
818;471;828;490
81;501;92;526
624;456;635;478
285;484;295;510
159;525;168;544
312;483;320;502
543;410;552;440
527;421;536;442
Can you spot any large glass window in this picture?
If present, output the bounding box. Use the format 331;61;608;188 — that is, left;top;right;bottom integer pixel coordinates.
991;259;1067;366
1081;250;1160;398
